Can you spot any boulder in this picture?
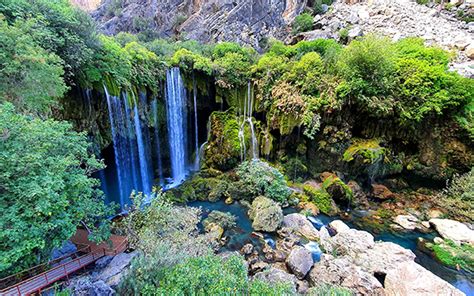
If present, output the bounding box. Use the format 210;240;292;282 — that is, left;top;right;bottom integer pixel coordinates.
384;261;464;296
96;252;138;287
329;229;375;256
253;267;298;294
347;180;369;208
308;255;385;296
51;240;77;260
318;226;333;253
329;220;350;234
298;201;319;216
429;218;474;245
249;196;283;232
466;45;474;60
393;214;419;231
286;246;314;279
355;241;416;274
241;243;254;255
371;184;396;200
205;222;224;241
68;276;115;296
282;213;320;240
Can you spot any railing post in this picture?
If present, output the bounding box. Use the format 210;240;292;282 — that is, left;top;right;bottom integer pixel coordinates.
16;285;21;295
44;272;49;284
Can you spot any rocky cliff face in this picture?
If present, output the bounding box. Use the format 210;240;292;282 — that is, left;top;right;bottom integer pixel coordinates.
92;0;307;49
70;0;102;11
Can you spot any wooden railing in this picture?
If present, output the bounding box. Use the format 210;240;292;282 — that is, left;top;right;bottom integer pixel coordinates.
0;246;106;296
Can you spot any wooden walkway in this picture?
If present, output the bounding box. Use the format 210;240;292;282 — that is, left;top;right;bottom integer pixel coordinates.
0;230;127;296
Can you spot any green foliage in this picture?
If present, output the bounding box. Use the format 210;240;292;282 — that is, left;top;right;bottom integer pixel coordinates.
394;57;473;124
337;35;397;116
203;211;237;229
286;52;324;95
213;42;256;88
236;160;291;203
0;0;99;82
0;103;111;276
435;168;474;222
170;48;213;75
343;138;386;164
394;37;451;67
292;13;313;34
431;240;474;272
0;16;67;115
121;254;292;295
303;185;336;215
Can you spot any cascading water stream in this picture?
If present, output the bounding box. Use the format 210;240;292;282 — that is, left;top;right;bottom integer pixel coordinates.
166;67;189;187
151;99;164;185
238;81;258;160
123;94;141;191
133;93;152;196
192;74;200;170
104;86;126;207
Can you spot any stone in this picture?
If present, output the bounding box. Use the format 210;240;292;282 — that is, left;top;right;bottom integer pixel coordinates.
241;243;254;255
96;252;138;287
329;229;375;256
51;240;77;260
371;184;396;200
427;208;444;219
384;261;464;296
297;280;310;294
348;26;363;40
393;214;419;230
68;276;114;296
282;213;320;240
249;261;269;274
298;201;319;216
355;241;416;274
205;222;224;240
434;237;444;244
248;196;283;232
347;180;369;208
225;196;233;204
94;256;114;270
429;218;474;244
308;255;385;296
286;246;314;279
466;44;474;59
329;220;350;234
253;267;297;294
318;226;333;253
421;221;431;229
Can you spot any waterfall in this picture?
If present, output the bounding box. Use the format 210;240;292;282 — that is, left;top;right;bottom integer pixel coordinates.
151;99;164;185
133;93;152;196
239;81;258;160
104;86;126;207
104;86;155;208
123;95;141;191
166;67;189;186
192;74;200;170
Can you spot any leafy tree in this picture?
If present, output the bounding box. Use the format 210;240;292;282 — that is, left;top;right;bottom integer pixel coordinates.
292;13;313;34
0;103;111;275
0;17;67;115
0;0;99;82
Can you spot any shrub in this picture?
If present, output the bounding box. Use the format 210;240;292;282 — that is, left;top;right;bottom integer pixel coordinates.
236;160;291;203
337;35;397;116
308;283;353;296
120;254;293;295
292;13;314;34
435;168;474;222
203;210;237;229
303;185;336;215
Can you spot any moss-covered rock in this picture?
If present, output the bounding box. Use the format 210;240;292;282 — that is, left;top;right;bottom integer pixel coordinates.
248;196;283;232
342;138;402;180
321;174;353;206
427;239;474;272
176;175;230;202
303;184;339;216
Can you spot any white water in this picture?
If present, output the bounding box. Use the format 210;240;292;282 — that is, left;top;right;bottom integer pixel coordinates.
239;81;258;160
192;74;200;170
151;99;164;185
133;95;152;196
166;67;189;187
